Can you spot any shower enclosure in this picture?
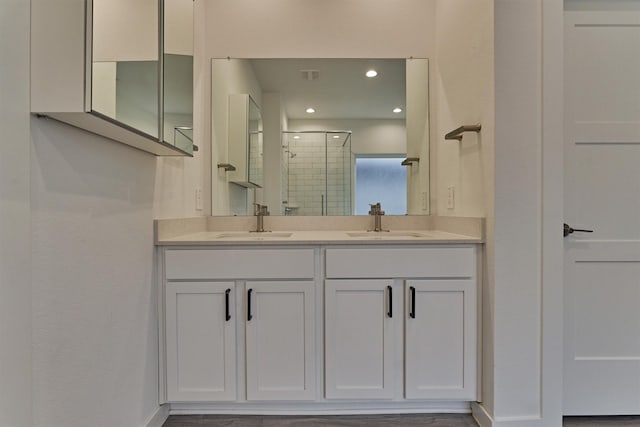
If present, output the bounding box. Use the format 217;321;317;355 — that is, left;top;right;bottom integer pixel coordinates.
281;131;353;215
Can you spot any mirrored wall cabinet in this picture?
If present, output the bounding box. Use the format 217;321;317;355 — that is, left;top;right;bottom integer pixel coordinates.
227;94;263;188
31;0;194;156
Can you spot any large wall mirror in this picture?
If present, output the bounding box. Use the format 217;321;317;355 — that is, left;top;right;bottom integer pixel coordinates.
212;58;429;215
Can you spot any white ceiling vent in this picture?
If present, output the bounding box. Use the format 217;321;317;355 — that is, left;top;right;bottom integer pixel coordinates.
300;69;320;81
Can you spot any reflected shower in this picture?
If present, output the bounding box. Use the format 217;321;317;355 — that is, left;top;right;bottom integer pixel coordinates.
281;130;353;216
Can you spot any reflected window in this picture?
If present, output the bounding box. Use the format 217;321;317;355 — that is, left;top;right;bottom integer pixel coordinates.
355;156;406;215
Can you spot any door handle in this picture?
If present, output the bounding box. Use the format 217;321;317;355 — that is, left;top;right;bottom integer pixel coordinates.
564;223;594;237
225;288;231;321
387;286;392;318
247;288;253;321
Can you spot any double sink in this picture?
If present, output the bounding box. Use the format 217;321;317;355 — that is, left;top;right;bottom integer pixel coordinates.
211;231;433;241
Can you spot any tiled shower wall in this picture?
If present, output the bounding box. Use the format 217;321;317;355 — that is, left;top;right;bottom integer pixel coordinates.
283;132;352;216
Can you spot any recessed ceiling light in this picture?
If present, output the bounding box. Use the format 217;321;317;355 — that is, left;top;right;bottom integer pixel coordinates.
293;135;301;139
306;107;316;114
365;69;378;78
393;107;403;113
332;135;340;139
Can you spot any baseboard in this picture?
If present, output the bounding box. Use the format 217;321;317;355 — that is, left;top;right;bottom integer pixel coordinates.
471;402;561;427
472;402;494;427
144;404;170;427
169;401;471;415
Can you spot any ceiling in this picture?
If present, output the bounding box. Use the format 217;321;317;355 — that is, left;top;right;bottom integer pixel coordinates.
249;59;406;120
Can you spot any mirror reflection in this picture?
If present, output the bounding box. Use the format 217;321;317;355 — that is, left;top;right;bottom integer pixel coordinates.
282;131;353;216
211;58;429;216
163;0;194;153
227;94;263;188
91;0;194;153
248;98;263;188
92;0;160;137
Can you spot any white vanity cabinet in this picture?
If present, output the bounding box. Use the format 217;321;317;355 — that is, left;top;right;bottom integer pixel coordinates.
165;281;236;402
159;242;479;409
162;248;317;403
324;279;395;399
404;279;476;400
324;246;478;401
245;281;316;401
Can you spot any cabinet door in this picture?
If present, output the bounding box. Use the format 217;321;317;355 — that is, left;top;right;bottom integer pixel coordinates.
405;280;476;400
165;282;236;401
245;281;316;400
325;279;395;399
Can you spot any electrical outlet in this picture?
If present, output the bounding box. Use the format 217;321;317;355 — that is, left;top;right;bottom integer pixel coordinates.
447;186;455;210
195;187;203;211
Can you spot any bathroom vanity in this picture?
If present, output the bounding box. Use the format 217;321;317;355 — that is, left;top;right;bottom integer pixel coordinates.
155;216;483;414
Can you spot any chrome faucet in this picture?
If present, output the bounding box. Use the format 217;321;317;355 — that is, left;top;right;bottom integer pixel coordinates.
253;203;269;232
368;202;386;232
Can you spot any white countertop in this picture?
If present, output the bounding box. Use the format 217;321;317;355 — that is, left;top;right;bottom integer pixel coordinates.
156;229;482;246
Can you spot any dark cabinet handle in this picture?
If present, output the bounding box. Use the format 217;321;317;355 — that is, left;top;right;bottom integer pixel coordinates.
247;288;253;321
564;223;594;237
225;289;231;321
409;286;416;319
387;286;393;318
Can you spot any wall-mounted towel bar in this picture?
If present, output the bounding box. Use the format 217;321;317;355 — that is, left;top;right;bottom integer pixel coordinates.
401;157;420;166
217;163;237;172
445;124;482;141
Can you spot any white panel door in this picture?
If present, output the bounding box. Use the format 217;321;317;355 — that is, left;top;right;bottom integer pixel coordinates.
405;280;476;400
325;279;395;399
564;11;640;415
165;282;236;402
245;281;316;401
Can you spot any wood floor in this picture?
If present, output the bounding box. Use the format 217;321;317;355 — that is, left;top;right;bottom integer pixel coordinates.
163;414;640;426
162;414;478;426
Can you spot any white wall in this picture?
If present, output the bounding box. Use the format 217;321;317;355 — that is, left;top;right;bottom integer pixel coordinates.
288;119;406;154
26;3;201;427
471;0;564;426
0;1;32;426
491;0;542;420
30;120;165;427
204;0;436;59
430;0;496;421
432;2;494;218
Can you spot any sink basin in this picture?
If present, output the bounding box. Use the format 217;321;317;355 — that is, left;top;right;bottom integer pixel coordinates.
346;231;430;239
214;232;293;240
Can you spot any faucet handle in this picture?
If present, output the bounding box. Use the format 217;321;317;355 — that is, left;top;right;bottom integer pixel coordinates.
254;203;269;216
368;202;382;215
